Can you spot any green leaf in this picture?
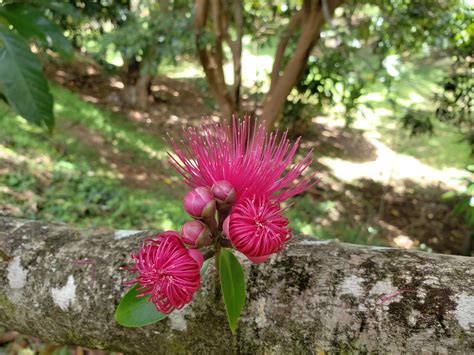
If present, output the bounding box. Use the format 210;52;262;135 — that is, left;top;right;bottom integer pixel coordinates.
0;7;46;40
0;25;54;130
201;258;211;277
218;249;246;335
115;283;167;328
115;261;209;327
441;191;456;200
0;4;73;58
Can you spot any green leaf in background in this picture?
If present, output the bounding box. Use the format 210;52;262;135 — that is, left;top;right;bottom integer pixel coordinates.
201;258;211;276
0;7;46;40
115;259;210;327
115;283;167;328
0;25;54;130
218;248;246;335
0;4;73;58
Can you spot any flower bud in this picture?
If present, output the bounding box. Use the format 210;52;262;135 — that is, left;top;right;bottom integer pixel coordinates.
211;180;236;206
188;248;204;268
183;187;216;218
181;220;212;248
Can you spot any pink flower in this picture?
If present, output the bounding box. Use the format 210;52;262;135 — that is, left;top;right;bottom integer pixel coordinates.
225;196;292;259
167;118;315;203
127;231;201;314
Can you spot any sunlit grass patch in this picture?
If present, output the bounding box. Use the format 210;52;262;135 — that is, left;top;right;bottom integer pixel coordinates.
52;85;169;167
356;60;470;170
0;98;186;231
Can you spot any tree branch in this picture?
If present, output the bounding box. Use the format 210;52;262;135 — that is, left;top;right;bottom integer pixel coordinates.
194;0;235;118
262;0;343;130
0;217;473;353
270;10;303;90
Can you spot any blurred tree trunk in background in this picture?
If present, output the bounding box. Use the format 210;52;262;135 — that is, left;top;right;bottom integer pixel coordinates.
195;0;243;119
262;0;342;129
194;0;342;129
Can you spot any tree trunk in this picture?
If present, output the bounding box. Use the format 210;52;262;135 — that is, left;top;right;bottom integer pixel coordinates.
0;217;473;353
194;0;242;119
124;59;152;110
261;0;343;130
135;73;152;110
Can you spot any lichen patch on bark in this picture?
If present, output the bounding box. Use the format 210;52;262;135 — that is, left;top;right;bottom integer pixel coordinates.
114;230;143;239
168;306;192;331
340;275;364;298
455;292;474;330
298;240;333;246
51;275;77;311
7;256;27;289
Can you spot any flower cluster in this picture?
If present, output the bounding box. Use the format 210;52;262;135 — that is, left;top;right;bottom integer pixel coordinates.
126;118;315;314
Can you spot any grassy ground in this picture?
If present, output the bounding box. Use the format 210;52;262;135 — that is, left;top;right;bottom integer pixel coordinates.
358;61;471;169
0;86;186;231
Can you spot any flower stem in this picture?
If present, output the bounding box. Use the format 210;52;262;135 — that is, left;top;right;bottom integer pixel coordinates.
217;209;230;230
220;239;232;248
204;215;218;237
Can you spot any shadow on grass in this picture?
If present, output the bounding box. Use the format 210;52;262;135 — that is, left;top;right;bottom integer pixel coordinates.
303;122;378;163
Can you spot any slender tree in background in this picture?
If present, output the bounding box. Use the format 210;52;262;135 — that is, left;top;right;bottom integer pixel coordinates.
194;0;342;129
194;0;244;120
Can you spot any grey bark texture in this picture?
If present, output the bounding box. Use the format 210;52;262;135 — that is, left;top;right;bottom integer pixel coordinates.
0;217;473;354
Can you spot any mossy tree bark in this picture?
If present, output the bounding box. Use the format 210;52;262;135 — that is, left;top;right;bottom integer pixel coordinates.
0;217;473;353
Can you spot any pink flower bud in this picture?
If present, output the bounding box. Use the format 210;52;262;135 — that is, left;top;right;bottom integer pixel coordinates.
183;187;216;218
226;196;291;259
188;248;204;268
181;220;212;248
211;180;236;205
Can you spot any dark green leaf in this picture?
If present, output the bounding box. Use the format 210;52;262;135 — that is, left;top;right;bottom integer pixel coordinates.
0;25;54;130
201;258;211;277
219;248;246;335
0;7;46;40
0;4;73;58
115;284;167;328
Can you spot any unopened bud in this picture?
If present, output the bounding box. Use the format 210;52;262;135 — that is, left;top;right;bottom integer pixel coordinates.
183;187;216;218
211;180;236;206
181;220;212;248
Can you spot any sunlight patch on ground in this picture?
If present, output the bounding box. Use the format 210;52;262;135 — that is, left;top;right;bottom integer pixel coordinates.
316;115;469;191
224;52;273;91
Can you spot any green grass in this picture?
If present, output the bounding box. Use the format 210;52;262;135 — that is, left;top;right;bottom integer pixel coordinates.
0;87;187;231
52;85;169;165
357;60;471;169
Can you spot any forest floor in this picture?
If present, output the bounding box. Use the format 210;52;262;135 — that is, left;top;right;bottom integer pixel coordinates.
0;57;471;257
